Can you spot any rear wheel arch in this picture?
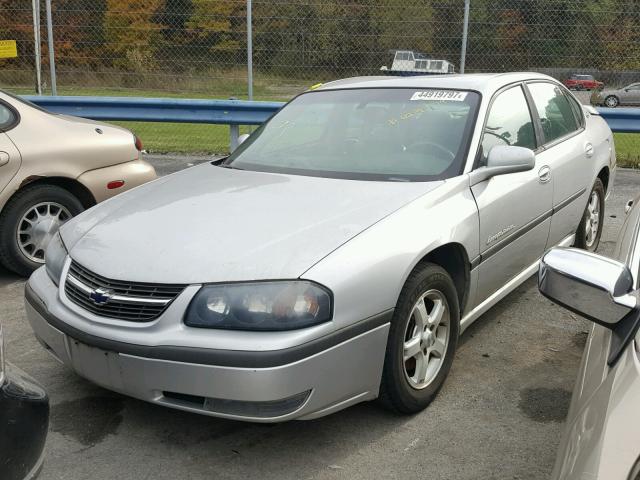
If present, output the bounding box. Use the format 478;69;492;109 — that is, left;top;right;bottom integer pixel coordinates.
15;176;96;209
597;166;610;194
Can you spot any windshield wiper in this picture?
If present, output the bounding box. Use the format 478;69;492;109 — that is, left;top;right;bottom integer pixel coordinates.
217;163;243;170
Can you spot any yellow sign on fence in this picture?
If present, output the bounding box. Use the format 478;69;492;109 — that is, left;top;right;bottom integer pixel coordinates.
0;40;17;59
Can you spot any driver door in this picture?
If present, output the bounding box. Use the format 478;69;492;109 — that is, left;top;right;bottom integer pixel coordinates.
470;84;553;305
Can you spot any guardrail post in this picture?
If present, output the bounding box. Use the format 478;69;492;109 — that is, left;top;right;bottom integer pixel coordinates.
230;125;239;152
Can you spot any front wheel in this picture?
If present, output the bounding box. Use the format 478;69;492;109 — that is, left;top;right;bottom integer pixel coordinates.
0;184;84;276
574;178;605;252
379;263;460;414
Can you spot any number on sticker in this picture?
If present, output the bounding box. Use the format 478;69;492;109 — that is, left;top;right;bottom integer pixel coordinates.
410;90;467;102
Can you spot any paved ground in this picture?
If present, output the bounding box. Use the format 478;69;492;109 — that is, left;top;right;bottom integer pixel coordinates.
1;162;638;480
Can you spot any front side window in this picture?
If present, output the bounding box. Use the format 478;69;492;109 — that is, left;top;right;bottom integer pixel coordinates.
226;88;481;181
528;82;579;144
626;84;640;91
480;85;536;163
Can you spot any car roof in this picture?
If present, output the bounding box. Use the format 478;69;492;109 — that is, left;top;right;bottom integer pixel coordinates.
315;72;557;96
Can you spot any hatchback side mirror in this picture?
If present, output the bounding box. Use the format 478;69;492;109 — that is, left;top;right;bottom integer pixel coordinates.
470;145;535;185
539;247;638;365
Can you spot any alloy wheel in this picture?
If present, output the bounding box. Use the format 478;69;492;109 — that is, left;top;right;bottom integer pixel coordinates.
605;96;618;108
16;202;72;263
584;190;600;249
402;289;451;390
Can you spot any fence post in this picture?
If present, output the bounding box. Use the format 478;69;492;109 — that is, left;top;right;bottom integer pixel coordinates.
31;0;42;95
45;0;57;95
247;0;253;101
460;0;470;74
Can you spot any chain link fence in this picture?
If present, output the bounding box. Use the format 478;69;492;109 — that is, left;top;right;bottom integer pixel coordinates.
1;0;639;159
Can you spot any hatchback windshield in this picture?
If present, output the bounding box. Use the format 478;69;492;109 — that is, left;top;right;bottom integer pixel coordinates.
226;88;480;181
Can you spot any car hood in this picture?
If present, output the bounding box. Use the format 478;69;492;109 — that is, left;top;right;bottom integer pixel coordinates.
61;164;442;284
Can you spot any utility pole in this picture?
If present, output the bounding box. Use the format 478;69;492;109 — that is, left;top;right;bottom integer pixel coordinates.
247;0;253;100
460;0;470;74
45;0;57;95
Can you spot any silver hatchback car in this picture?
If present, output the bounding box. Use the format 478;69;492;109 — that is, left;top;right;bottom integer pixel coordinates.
25;73;615;422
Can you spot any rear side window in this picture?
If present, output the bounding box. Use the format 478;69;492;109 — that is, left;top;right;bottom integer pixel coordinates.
528;82;579;144
0;103;16;130
564;91;585;128
480;85;536;163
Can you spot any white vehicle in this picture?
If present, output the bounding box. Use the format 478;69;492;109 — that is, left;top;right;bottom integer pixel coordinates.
380;50;455;76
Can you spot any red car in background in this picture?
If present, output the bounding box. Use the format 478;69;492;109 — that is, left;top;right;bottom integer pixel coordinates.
564;74;604;90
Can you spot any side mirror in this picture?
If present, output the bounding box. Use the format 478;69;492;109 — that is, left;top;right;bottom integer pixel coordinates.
539;247;639;365
237;133;250;146
470;145;535;185
539;247;635;326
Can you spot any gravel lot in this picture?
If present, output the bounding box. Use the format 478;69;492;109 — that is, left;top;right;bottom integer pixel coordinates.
1;160;638;480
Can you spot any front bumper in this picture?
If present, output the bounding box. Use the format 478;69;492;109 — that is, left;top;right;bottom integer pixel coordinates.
77;158;156;203
0;365;49;480
25;269;391;422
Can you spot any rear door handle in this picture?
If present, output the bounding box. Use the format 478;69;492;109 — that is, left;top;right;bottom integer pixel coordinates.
538;165;551;184
585;143;594;157
0;151;8;167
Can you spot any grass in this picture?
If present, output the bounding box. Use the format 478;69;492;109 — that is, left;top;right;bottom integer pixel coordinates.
114;121;253;154
613;133;640;168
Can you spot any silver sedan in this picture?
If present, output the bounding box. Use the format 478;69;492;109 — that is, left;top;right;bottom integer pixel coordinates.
25;73;614;422
591;82;640;108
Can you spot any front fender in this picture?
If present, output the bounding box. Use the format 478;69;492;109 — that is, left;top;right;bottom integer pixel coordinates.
302;176;479;328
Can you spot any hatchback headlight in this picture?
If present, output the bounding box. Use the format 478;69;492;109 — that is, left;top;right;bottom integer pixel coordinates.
45;233;67;285
185;281;332;331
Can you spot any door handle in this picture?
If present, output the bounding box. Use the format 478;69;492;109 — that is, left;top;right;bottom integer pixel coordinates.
538;165;551;184
585;143;594;157
0;151;8;167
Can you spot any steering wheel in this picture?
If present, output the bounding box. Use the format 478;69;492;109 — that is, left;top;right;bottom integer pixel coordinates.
405;141;456;161
483;130;511;145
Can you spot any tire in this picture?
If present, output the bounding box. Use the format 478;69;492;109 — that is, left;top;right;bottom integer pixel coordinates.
0;184;84;276
604;95;619;108
574;178;605;252
379;263;460;414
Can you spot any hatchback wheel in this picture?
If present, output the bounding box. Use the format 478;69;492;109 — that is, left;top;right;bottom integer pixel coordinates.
379;263;459;414
604;95;619;108
574;178;604;252
0;184;84;276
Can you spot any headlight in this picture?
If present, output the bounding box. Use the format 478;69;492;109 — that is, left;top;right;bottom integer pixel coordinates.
0;324;5;385
45;232;67;285
185;281;332;331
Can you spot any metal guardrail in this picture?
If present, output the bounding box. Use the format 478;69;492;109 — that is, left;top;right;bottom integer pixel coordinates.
23;96;639;149
596;108;640;134
24;95;285;150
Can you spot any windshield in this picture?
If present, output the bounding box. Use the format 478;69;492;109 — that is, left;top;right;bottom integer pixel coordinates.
226;88;480;181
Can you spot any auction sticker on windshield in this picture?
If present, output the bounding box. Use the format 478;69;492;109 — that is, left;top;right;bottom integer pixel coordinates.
410;90;467;101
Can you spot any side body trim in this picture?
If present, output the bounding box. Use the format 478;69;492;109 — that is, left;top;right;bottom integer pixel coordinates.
462;233;575;332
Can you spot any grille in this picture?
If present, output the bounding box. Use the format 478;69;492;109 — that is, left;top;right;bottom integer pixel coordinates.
64;261;186;322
